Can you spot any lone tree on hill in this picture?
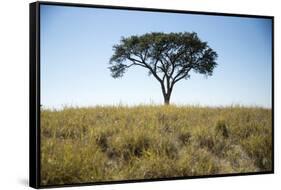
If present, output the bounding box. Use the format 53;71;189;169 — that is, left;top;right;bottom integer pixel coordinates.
109;32;218;105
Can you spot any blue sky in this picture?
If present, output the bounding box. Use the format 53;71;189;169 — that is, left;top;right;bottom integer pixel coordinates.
40;5;272;108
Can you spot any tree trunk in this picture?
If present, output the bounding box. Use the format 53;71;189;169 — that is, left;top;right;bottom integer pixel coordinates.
163;92;171;105
164;97;170;105
160;81;172;105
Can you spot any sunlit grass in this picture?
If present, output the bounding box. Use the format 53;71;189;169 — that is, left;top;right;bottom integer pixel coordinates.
40;105;272;185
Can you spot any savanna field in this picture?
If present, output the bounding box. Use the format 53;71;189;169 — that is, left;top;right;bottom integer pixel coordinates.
40;105;272;186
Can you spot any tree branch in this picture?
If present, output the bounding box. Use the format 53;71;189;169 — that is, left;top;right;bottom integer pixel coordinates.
125;62;147;69
173;67;192;84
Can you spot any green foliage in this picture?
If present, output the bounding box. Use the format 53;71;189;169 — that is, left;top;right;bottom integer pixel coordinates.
41;105;272;185
109;32;218;105
109;32;218;78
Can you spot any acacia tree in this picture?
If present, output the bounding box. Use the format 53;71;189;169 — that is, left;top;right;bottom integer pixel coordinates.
109;32;218;105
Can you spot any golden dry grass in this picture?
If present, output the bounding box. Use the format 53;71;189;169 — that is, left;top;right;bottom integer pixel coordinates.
40;105;272;186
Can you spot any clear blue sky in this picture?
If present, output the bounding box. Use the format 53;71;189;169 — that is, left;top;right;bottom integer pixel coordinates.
40;5;272;108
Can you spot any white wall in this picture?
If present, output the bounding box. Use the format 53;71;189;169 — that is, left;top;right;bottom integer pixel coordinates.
0;0;279;189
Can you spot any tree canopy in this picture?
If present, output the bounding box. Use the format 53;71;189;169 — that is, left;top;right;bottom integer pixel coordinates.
109;32;218;104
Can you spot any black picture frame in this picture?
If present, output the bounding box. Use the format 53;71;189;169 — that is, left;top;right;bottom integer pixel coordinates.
29;1;274;188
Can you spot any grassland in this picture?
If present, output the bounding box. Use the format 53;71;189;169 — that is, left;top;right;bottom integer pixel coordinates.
40;105;272;186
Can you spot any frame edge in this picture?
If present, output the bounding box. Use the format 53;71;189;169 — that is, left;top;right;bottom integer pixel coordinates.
29;1;40;189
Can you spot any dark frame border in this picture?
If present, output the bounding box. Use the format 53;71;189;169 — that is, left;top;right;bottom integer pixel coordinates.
30;2;41;188
29;1;274;189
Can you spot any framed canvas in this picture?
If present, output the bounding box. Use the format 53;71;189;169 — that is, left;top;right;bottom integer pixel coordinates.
29;1;274;188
